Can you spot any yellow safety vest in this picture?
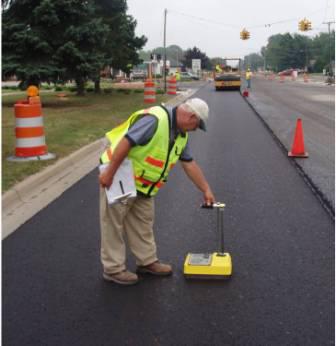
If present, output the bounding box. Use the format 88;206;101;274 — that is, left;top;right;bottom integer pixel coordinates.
100;106;188;197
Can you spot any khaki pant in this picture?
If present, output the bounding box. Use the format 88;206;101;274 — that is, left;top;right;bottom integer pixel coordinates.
100;187;158;274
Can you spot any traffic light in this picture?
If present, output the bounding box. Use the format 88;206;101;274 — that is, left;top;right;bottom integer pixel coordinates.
298;18;312;31
150;54;154;60
157;54;161;61
240;29;250;40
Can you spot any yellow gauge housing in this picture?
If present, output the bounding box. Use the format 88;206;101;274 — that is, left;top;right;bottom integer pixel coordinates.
184;252;232;278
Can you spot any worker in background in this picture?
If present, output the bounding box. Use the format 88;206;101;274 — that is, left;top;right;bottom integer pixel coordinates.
99;98;215;286
215;64;223;73
246;68;252;89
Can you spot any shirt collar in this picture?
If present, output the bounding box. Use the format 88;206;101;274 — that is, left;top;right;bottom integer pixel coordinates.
172;106;186;137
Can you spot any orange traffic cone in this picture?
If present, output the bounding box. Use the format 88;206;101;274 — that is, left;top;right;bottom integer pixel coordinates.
288;119;308;157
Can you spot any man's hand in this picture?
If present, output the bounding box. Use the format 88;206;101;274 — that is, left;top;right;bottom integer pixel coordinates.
99;137;132;188
203;188;215;206
99;168;113;188
181;160;216;205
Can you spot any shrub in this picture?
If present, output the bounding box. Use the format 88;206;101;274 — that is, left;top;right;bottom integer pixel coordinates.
67;86;77;92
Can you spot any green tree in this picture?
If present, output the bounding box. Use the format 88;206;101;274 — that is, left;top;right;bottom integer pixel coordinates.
93;0;147;92
54;1;109;95
261;33;313;72
311;31;335;73
243;53;264;71
2;0;109;95
182;46;212;70
2;0;63;87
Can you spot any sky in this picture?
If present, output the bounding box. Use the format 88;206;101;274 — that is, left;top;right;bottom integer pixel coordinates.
126;0;335;58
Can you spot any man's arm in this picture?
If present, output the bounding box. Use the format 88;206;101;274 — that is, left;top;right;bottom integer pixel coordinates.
99;137;131;188
181;160;215;205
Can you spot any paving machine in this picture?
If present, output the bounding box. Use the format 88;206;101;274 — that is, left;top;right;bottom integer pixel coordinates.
184;202;232;279
214;58;242;91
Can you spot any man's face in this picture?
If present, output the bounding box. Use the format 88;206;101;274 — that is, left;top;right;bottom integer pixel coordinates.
176;106;200;132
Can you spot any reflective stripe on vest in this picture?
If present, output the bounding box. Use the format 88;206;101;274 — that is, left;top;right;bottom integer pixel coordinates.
100;106;188;197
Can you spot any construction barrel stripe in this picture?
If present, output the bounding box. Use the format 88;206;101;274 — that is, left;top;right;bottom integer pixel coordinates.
167;76;177;95
16;127;45;138
14;103;42;117
14;101;48;157
144;79;156;103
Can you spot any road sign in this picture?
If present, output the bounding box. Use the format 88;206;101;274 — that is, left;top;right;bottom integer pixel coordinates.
192;59;201;73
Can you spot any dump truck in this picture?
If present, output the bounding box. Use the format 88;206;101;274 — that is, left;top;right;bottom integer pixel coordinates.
214;58;242;91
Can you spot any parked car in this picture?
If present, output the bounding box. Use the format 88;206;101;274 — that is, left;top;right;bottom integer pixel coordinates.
179;72;200;81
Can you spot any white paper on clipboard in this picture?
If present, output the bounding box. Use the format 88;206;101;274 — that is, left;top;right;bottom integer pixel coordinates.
99;158;137;204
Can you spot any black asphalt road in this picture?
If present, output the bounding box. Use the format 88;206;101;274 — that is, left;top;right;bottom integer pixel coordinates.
247;75;335;210
3;84;334;346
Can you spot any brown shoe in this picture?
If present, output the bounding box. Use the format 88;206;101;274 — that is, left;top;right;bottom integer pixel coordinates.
137;261;173;276
103;270;139;285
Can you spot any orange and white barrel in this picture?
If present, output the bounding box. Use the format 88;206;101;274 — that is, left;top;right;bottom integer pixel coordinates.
8;97;55;161
167;76;177;95
144;79;156;103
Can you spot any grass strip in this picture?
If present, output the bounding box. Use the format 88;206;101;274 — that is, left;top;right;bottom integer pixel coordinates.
2;90;171;192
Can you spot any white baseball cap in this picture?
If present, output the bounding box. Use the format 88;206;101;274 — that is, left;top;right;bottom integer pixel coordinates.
184;98;209;131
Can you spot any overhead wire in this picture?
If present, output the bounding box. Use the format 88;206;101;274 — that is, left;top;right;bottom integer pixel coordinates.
168;9;240;29
168;7;330;31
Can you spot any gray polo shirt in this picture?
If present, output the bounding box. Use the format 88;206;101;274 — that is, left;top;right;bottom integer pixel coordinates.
125;105;193;162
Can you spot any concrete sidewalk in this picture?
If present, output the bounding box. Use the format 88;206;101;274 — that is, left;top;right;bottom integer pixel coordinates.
2;89;197;239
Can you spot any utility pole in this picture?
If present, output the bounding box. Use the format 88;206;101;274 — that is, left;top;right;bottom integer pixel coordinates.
322;21;335;78
163;8;167;93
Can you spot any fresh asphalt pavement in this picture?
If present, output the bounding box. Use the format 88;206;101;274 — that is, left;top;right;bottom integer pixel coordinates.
246;74;335;211
3;83;334;345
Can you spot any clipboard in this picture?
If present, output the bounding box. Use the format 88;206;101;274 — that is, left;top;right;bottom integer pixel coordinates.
99;158;137;204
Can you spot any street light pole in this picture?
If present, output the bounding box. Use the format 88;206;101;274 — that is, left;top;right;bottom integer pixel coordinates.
163;8;167;93
323;21;335;77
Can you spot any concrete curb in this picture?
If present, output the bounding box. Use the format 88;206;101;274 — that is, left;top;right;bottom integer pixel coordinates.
2;139;105;239
2;88;198;239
